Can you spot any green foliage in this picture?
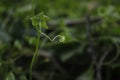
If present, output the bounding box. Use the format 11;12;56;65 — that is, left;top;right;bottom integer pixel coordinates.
31;12;49;29
0;0;120;80
29;11;65;80
5;72;15;80
77;66;94;80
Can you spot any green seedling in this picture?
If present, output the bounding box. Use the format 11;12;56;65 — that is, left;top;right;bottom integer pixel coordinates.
29;12;65;80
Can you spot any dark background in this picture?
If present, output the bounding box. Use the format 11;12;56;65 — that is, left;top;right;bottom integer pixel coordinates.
0;0;120;80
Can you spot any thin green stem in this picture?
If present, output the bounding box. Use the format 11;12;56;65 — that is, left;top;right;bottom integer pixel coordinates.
29;27;40;80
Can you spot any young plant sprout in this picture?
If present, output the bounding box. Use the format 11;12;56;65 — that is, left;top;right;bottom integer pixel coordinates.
31;12;65;42
29;12;65;80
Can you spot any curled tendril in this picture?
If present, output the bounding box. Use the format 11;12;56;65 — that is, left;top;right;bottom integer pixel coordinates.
41;32;65;42
38;21;65;42
59;35;65;42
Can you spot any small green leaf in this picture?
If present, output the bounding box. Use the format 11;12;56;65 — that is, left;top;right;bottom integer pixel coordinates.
37;11;44;18
42;15;49;21
37;12;49;21
31;17;38;27
41;21;48;29
6;72;15;80
31;12;49;29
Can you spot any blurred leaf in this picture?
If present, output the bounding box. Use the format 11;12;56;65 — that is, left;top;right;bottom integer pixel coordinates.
5;72;15;80
61;43;85;61
16;4;32;13
112;37;120;43
76;66;93;80
61;51;77;62
14;40;22;50
110;26;120;35
0;6;5;13
24;36;37;46
0;30;11;42
19;75;27;80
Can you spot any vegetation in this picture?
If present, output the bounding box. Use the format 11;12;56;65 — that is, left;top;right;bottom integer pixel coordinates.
0;0;120;80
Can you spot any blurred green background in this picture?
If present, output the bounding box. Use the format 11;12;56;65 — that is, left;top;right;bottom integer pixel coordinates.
0;0;120;80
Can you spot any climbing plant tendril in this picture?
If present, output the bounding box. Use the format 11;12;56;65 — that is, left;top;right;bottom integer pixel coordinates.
29;12;65;80
41;33;65;42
